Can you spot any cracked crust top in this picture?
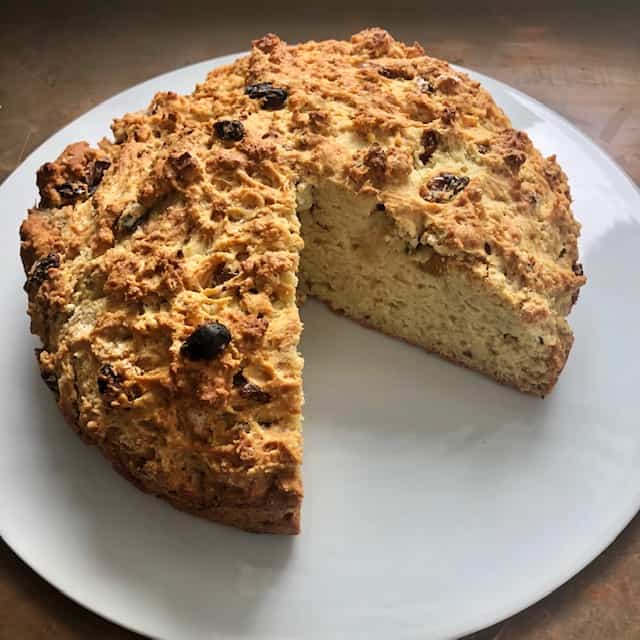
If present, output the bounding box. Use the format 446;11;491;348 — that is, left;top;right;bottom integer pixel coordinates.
19;28;585;533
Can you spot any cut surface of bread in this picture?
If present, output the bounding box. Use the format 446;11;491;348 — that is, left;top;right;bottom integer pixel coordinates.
19;29;585;534
298;180;575;395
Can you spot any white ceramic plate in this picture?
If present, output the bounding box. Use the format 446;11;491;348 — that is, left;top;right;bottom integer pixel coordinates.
1;53;639;640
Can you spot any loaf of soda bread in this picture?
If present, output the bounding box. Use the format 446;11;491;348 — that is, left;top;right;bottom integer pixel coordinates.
20;29;585;534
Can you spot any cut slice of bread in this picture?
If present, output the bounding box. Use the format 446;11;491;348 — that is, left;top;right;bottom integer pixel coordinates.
298;180;575;396
19;29;585;534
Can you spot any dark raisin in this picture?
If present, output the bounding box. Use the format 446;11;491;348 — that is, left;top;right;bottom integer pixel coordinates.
558;248;566;259
375;202;386;211
484;242;492;255
505;151;526;173
181;322;231;361
462;350;473;358
572;262;584;276
88;159;111;194
419;130;439;164
245;83;288;110
94;159;111;175
55;182;87;202
233;372;270;403
212;264;235;286
261;91;288;110
167;151;199;183
362;143;387;185
213;120;245;142
538;336;545;345
441;106;457;124
245;82;272;98
241;383;270;403
25;252;60;292
233;371;247;387
97;364;122;395
378;66;413;80
421;173;470;203
128;383;143;401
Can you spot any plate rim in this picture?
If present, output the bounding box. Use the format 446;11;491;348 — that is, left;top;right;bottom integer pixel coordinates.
1;51;639;640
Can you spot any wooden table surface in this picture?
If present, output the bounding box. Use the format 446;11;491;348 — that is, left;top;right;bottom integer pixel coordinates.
1;1;638;638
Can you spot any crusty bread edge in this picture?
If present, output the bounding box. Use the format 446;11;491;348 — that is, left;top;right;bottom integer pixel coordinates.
84;415;301;534
108;449;302;534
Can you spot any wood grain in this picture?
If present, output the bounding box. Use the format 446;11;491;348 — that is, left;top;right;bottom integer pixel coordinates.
1;1;638;638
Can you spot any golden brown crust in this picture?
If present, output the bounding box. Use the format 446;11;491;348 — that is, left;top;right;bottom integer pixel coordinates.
105;440;301;534
19;28;585;534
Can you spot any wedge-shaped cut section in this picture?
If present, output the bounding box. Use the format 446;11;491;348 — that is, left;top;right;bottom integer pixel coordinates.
298;180;575;396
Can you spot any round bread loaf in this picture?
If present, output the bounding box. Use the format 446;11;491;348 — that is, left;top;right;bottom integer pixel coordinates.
20;29;585;534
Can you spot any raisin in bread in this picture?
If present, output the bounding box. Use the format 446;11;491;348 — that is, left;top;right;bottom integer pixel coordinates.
20;29;585;534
